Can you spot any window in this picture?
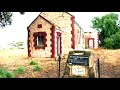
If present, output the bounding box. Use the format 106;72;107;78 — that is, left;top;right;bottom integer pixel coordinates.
37;35;44;48
33;32;47;49
38;24;42;28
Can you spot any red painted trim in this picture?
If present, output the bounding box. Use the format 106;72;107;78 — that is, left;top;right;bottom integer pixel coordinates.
27;28;31;57
50;26;55;58
71;16;75;49
88;38;95;48
57;32;62;55
33;32;47;49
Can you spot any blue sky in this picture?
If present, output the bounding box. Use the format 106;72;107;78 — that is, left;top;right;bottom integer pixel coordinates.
0;12;120;49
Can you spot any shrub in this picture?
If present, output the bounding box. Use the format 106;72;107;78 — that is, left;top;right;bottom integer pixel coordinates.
16;42;24;49
5;71;15;78
103;31;120;49
15;66;25;74
103;37;113;49
30;61;38;65
111;31;120;49
33;65;42;71
9;41;24;49
0;68;15;78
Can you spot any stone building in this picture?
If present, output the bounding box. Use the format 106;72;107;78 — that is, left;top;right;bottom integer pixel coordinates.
84;29;100;49
27;12;85;58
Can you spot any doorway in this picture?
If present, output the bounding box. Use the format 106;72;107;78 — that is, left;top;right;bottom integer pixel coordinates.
88;38;94;48
57;32;62;56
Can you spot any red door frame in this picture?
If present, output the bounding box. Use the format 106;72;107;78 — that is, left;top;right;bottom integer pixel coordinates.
88;38;94;48
57;32;62;56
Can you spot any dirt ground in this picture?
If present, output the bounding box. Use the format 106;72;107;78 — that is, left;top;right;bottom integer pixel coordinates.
0;48;120;78
0;49;67;78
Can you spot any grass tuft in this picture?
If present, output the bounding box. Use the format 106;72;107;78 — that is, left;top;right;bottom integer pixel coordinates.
30;61;38;65
14;66;25;74
33;65;42;71
0;68;15;78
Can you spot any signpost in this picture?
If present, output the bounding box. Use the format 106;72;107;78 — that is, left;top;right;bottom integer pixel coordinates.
98;58;100;78
58;54;61;78
57;36;61;78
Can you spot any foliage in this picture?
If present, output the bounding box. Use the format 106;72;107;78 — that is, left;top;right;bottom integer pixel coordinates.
33;65;42;71
9;41;24;49
30;60;38;65
14;66;25;74
0;12;12;28
103;31;120;49
103;37;113;49
112;31;120;49
15;42;24;49
30;60;42;71
0;68;15;78
91;13;120;49
0;12;25;28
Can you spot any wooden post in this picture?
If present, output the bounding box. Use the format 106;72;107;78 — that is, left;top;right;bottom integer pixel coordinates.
98;58;100;78
58;54;61;78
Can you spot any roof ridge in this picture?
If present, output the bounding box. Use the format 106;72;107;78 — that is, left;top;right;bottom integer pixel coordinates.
27;14;54;28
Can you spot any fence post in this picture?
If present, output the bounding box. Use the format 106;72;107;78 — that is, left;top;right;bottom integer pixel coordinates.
97;58;100;78
58;54;61;78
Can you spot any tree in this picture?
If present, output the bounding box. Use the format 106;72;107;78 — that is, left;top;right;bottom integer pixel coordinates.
0;12;25;28
91;13;120;49
0;12;12;27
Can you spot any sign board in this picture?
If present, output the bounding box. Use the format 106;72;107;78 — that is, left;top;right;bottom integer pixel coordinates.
72;66;86;76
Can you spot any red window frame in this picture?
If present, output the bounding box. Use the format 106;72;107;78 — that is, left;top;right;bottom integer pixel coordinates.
33;32;47;49
88;38;94;48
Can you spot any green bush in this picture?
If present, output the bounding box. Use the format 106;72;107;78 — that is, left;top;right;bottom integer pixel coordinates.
33;65;42;71
15;66;25;74
9;41;24;49
16;42;24;49
5;71;15;78
30;61;38;65
0;68;15;78
103;37;113;49
103;31;120;49
111;31;120;49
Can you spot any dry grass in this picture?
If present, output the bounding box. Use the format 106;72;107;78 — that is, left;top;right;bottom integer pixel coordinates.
92;48;120;78
0;49;67;78
0;48;120;78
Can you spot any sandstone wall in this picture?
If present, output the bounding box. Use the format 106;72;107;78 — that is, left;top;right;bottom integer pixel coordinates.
28;16;52;57
84;32;99;49
74;23;81;49
41;12;73;55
